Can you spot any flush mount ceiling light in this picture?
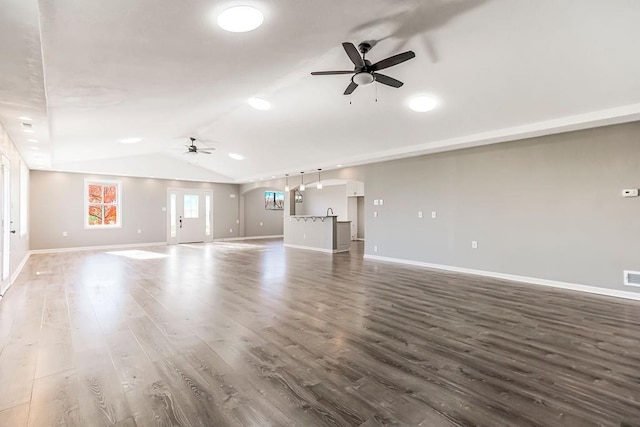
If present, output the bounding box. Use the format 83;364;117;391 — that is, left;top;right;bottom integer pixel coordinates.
27;139;38;143
23;129;35;133
409;95;438;112
247;97;271;110
119;137;142;144
229;153;244;160
217;6;264;33
18;116;32;121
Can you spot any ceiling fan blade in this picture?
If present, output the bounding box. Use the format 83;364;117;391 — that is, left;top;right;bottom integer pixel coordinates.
199;150;213;154
311;71;354;75
370;51;416;71
342;42;365;68
374;73;404;88
343;81;358;95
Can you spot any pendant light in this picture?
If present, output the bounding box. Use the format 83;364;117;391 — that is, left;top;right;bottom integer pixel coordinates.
299;172;305;191
284;174;290;192
317;169;323;189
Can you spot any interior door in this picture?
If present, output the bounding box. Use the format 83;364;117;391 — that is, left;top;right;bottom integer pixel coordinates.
167;188;213;244
0;156;10;294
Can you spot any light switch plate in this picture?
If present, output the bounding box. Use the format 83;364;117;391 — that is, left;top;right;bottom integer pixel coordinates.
418;211;423;218
432;211;437;219
472;241;478;249
374;199;379;206
622;189;639;197
373;211;378;218
379;199;384;206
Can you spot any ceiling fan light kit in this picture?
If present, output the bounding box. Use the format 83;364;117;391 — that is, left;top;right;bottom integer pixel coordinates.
311;41;415;95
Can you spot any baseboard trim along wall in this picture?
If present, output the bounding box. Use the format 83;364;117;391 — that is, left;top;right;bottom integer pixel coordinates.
364;254;640;301
30;241;168;255
214;235;283;242
11;252;31;284
283;243;338;254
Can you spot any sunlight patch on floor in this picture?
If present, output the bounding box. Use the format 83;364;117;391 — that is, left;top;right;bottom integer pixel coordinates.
105;250;169;259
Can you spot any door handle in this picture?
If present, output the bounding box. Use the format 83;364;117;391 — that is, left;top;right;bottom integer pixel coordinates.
10;230;15;234
179;217;183;229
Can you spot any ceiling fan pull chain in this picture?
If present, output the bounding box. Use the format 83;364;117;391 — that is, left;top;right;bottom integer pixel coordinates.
349;93;352;105
375;81;378;102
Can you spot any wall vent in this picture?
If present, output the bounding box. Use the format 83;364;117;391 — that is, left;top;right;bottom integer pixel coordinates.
624;271;640;287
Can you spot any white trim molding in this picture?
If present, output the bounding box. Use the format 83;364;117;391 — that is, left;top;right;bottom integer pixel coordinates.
30;241;167;255
214;235;283;242
364;254;640;301
284;243;337;254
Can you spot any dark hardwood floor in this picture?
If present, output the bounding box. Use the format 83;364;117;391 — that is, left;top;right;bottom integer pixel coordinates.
1;240;639;426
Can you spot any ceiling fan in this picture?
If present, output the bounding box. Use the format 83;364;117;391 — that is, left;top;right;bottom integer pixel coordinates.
184;137;214;155
311;42;415;95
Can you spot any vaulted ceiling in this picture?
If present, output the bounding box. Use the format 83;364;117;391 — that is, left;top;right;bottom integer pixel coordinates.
2;0;640;183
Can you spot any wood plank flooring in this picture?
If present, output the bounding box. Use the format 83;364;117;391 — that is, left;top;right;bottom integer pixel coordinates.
1;240;639;426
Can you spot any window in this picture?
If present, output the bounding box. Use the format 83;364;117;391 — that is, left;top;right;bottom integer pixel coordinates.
183;194;199;218
85;180;121;228
20;161;28;236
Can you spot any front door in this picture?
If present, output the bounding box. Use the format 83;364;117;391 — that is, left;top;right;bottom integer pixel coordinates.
167;189;213;244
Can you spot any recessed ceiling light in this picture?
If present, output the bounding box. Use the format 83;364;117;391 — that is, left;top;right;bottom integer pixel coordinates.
30;147;40;150
19;116;32;121
27;139;38;143
247;97;271;110
24;129;35;133
408;95;438;112
336;164;343;168
119;137;142;144
229;153;244;160
217;6;264;33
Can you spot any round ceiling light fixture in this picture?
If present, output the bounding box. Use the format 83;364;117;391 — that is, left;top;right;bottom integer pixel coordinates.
247;97;271;110
119;137;142;144
217;6;264;33
353;72;375;86
408;95;438;112
229;153;244;160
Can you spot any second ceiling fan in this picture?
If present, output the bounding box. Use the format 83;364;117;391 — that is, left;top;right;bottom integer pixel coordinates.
311;42;415;95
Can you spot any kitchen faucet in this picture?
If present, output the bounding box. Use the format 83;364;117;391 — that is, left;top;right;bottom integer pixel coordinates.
326;207;334;216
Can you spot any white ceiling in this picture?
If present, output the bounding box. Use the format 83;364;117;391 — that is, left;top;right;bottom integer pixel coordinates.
2;0;640;183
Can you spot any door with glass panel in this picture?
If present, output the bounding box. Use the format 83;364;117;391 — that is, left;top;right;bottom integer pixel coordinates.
167;189;213;244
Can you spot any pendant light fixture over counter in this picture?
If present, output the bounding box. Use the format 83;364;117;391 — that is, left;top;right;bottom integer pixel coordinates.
284;174;290;192
300;172;305;191
317;169;323;189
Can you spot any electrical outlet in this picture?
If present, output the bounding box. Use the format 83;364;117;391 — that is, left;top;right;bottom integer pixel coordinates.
379;199;384;206
236;219;240;224
229;228;233;233
230;194;236;198
418;211;423;218
373;245;378;252
373;211;378;218
374;199;379;206
472;241;478;249
259;222;263;226
303;233;306;239
137;229;142;234
432;211;437;219
161;207;167;212
62;231;68;237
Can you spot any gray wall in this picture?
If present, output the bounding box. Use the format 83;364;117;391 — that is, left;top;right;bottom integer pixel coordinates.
30;171;240;249
243;122;640;293
243;187;284;237
357;196;365;239
363;122;640;292
296;185;348;220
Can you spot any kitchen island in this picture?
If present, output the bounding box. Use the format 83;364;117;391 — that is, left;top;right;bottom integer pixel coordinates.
283;215;351;253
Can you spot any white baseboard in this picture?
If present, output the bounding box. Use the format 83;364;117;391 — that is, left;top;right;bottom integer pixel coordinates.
214;235;283;242
11;251;31;284
30;241;167;255
284;243;337;254
364;254;640;301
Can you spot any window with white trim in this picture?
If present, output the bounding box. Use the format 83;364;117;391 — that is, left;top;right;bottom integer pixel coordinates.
85;180;122;228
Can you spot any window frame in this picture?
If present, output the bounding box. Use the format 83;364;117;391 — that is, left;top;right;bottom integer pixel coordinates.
84;179;122;229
